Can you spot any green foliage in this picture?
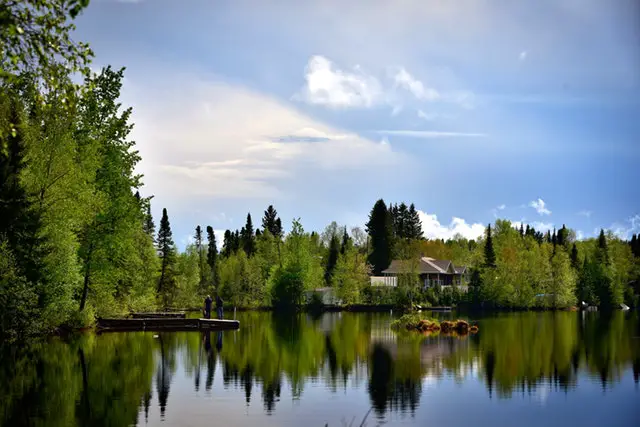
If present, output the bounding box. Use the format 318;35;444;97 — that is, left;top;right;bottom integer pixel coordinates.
262;205;282;238
366;199;394;275
332;241;370;305
484;224;496;268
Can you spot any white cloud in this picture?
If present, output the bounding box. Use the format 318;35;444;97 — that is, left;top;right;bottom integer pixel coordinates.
519;50;528;61
576;230;585;240
376;130;487;138
497;204;506;210
610;214;640;239
529;198;551;215
532;221;554;232
125;71;400;206
578;210;592;218
294;55;383;108
393;67;440;101
418;211;485;240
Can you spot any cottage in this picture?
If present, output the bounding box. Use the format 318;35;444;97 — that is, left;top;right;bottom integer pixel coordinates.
378;257;469;291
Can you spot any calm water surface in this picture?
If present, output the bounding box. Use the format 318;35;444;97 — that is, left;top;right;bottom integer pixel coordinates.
1;311;639;427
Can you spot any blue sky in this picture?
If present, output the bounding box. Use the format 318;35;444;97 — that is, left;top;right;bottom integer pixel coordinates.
75;0;640;247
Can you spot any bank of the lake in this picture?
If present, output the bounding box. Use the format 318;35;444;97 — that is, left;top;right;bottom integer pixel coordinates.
2;311;638;427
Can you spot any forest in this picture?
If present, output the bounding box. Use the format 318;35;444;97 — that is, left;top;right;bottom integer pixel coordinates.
1;1;639;341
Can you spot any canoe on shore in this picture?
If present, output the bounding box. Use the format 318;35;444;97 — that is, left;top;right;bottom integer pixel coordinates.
97;317;239;332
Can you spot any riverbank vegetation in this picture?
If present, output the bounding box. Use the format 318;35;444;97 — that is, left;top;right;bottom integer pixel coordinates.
1;1;639;341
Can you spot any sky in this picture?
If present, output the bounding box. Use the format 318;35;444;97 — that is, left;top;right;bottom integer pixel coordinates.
74;0;640;248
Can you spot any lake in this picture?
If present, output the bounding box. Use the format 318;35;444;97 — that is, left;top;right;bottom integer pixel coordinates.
1;311;638;427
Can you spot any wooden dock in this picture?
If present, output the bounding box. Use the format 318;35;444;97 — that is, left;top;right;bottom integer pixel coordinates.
97;317;240;332
130;312;186;319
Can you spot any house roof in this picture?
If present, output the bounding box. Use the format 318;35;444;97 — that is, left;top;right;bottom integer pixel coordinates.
382;257;465;275
454;266;467;274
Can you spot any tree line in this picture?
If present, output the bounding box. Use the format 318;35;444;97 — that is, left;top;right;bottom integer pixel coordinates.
0;2;638;341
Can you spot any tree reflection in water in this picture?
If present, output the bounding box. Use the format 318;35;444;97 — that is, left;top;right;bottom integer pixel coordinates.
0;311;638;426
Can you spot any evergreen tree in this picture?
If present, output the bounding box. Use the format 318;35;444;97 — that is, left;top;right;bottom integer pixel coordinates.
143;204;155;240
557;224;569;247
484;224;496;268
340;228;350;255
262;205;282;238
206;226;218;288
0;98;43;285
365;199;394;275
630;234;638;257
242;213;255;256
596;229;610;265
407;203;423;239
519;224;524;237
157;208;176;303
222;230;232;257
545;231;552;244
195;225;204;284
570;243;579;270
552;228;557;246
325;234;340;284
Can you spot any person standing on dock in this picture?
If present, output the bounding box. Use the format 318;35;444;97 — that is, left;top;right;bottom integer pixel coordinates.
216;294;224;319
203;295;213;319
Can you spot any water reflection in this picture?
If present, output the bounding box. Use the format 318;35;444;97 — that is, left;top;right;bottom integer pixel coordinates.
0;311;638;427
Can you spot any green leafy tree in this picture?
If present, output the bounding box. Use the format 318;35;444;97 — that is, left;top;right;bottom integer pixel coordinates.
332;240;370;305
549;249;577;308
570;243;579;270
366;199;394;275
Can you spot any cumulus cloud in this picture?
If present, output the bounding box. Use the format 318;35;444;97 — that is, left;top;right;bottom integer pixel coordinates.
294;55;383;108
531;221;554;232
393;67;440;101
418;211;485;240
529;198;551;215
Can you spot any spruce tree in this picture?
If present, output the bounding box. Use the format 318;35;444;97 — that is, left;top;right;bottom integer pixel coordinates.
340;228;350;255
157;208;176;303
0;99;43;285
484;224;496;268
545;231;552;244
365;199;394;275
596;229;610;265
206;226;218;288
407;203;423;239
325;234;340;284
519;224;524;237
525;224;531;237
222;230;232;257
262;205;282;237
630;234;638;257
195;225;204;284
552;228;557;246
557;224;568;247
143;204;155;240
242;213;255;256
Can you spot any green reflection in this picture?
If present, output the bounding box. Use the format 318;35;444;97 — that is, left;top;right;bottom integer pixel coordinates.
0;311;638;425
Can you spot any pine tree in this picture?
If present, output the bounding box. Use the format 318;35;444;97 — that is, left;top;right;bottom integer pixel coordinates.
365;199;394;275
630;234;638;257
407;203;423;239
519;224;524;237
262;205;282;237
195;225;204;284
552;228;557;246
525;224;531;237
222;230;232;257
242;213;255;256
157;208;176;303
557;224;568;247
484;224;496;268
596;229;610;265
206;226;218;288
340;228;350;255
143;204;155;240
325;234;340;284
545;231;552;244
570;243;579;270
